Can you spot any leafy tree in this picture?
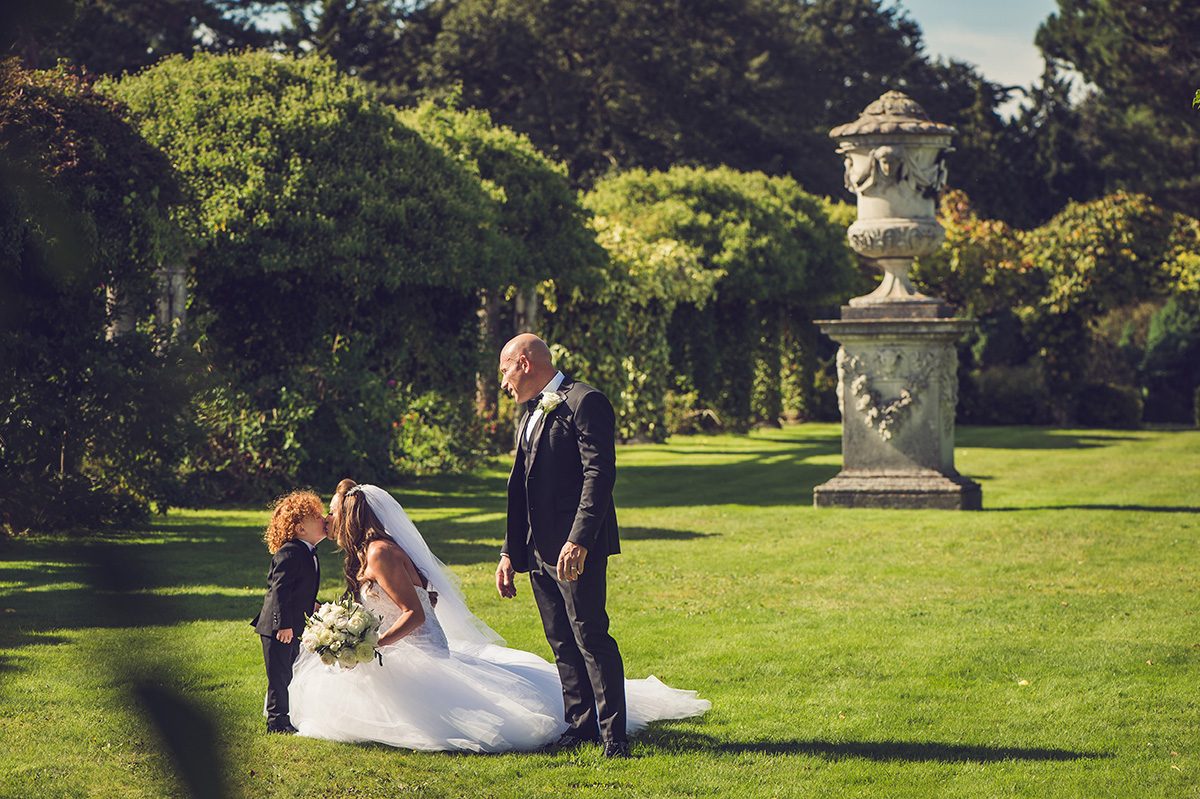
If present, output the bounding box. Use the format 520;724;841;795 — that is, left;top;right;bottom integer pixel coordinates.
5;0;268;74
0;59;194;531
281;0;1021;222
1001;63;1106;227
107;52;504;495
395;97;607;425
1036;0;1200;214
575;166;856;434
917;189;1200;425
269;0;439;98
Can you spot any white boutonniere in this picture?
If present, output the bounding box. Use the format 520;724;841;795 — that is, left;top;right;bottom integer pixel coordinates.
537;391;566;415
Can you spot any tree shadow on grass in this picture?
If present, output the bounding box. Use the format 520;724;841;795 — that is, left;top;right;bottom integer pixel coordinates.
618;446;840;508
640;726;1107;762
959;427;1141;450
987;504;1200;513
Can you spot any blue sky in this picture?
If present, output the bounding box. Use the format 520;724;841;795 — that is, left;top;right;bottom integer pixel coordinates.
891;0;1059;91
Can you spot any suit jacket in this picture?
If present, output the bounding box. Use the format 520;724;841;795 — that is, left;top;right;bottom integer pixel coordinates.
504;375;620;573
251;539;320;636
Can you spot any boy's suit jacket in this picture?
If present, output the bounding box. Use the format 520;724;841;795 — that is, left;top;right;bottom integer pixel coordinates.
252;540;320;635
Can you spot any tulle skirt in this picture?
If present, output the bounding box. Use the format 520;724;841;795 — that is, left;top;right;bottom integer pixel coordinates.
288;639;710;753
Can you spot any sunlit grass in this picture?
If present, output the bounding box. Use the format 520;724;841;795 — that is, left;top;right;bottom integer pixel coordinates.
1;424;1197;798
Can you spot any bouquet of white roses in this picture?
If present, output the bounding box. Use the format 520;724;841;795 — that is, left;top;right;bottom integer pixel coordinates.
302;595;382;669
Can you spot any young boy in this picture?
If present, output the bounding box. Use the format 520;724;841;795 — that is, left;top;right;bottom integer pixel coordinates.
252;490;326;734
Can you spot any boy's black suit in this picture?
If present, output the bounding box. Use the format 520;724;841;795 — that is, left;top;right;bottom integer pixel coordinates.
251;539;320;731
504;375;626;743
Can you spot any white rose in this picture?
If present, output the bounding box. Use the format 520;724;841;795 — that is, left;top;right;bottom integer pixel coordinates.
356;646;376;664
363;630;380;649
337;650;358;669
319;651;337;666
347;613;369;636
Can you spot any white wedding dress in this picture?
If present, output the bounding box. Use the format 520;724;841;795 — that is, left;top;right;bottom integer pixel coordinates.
286;485;709;753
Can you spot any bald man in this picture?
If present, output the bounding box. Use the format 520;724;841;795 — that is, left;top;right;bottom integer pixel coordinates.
495;334;628;758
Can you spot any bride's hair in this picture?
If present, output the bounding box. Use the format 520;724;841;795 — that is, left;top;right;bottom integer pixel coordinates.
331;479;435;603
332;483;393;598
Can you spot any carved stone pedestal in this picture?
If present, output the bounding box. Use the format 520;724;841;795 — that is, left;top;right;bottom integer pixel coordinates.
813;315;982;510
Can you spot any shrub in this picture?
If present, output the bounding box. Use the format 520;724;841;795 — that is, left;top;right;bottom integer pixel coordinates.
0;59;193;532
963;365;1053;425
107;53;503;496
1140;296;1200;423
918;189;1200;425
395;98;606;431
1075;383;1144;429
568;166;856;435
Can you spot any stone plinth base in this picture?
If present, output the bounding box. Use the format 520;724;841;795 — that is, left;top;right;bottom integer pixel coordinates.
814;471;982;510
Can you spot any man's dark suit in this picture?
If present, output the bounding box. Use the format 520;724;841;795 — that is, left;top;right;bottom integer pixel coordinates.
251;539;320;731
504;375;626;743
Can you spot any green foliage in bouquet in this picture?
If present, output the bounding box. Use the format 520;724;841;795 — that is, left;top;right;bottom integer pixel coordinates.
107;53;502;497
0;58;195;532
562;166;856;436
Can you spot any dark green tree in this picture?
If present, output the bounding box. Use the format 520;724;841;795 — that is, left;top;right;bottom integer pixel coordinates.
269;0;434;93
0;59;194;531
107;52;505;494
5;0;269;74
1002;62;1105;227
1036;0;1200;213
280;0;1020;216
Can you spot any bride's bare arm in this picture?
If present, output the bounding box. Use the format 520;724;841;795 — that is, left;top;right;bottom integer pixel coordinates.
364;541;426;646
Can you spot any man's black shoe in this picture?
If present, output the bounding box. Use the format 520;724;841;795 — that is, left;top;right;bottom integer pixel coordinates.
267;723;299;734
543;732;598;753
601;741;631;759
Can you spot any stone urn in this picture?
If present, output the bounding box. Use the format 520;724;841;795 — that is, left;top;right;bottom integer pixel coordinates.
830;90;956;315
813;91;982;510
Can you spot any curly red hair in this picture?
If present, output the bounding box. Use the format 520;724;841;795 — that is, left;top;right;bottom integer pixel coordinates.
264;490;324;554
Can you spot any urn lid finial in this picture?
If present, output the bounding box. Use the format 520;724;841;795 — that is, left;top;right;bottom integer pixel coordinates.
830;91;958;138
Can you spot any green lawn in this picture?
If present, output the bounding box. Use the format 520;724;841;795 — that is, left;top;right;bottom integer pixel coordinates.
2;424;1198;798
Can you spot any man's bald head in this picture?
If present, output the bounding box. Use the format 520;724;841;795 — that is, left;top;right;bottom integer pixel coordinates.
502;334;553;368
499;334;557;403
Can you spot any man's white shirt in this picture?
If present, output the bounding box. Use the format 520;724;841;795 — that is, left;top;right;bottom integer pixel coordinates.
524;370;565;443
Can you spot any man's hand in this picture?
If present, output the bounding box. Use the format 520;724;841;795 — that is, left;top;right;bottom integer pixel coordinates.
275;628;294;644
556;542;588;582
496;555;517;599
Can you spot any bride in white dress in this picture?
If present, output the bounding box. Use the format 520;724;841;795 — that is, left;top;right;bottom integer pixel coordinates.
287;483;709;752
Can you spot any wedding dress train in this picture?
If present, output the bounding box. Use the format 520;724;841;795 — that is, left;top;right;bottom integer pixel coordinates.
288;580;709;752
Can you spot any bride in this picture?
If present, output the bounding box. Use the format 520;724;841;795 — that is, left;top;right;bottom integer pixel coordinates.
287;481;709;753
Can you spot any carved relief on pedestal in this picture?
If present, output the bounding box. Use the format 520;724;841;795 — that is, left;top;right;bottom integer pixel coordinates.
837;346;939;441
